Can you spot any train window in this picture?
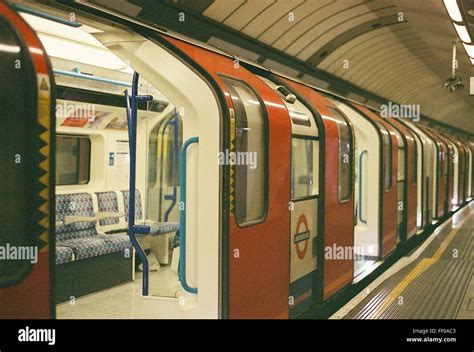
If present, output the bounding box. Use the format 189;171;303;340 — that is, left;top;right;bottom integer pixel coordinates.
328;107;352;202
148;113;182;189
289;109;311;127
407;130;417;185
56;136;91;185
220;76;268;226
376;122;392;190
398;148;405;181
291;138;318;200
438;148;443;180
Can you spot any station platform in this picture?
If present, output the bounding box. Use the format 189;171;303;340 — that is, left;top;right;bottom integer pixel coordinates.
332;201;474;319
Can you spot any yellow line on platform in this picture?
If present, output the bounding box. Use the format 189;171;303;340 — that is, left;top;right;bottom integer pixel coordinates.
367;206;472;319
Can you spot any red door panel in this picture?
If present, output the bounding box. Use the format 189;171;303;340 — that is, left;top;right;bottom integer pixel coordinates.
0;2;54;318
386;119;418;239
423;127;448;219
163;36;291;318
281;79;355;300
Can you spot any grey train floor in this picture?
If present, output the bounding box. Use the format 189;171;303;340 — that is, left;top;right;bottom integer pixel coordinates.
343;202;474;319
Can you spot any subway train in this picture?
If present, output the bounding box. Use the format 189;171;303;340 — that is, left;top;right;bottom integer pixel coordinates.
0;0;473;319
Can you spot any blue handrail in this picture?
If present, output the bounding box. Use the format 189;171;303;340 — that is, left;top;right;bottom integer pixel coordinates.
10;3;82;27
54;69;132;87
179;136;199;294
125;72;153;296
359;150;368;224
164;110;180;222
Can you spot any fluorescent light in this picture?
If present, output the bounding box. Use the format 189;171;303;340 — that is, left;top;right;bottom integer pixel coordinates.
443;0;463;22
462;42;474;57
38;34;130;71
21;13;102;47
453;23;471;43
0;44;21;53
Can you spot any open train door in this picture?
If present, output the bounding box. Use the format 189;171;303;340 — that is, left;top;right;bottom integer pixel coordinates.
0;2;55;318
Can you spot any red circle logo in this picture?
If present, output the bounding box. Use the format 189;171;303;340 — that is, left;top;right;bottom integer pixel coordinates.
295;214;309;260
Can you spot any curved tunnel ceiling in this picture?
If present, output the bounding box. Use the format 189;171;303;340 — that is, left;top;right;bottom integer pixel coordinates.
89;0;474;134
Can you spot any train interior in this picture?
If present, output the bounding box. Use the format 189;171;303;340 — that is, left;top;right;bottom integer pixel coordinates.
22;10;224;318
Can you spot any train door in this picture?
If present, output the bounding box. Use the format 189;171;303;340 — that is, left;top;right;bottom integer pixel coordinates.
422;129;446;221
0;2;55;318
135;78;184;297
436;137;448;219
458;142;467;204
85;26;223;317
391;128;406;242
428;129;449;219
436;132;454;214
460;141;471;202
449;138;461;208
161;37;292;319
403;121;435;226
278;78;355;301
465;143;473;200
469;142;474;199
327;99;384;273
354;105;398;258
443;134;465;208
258;76;319;317
409;128;426;230
405;129;419;238
386;119;418;240
444;139;455;212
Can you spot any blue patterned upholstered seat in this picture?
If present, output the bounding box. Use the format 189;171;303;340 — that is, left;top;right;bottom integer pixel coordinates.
59;236;129;260
95;191;121;226
56;193;97;241
98;233;131;249
56;245;74;264
122;189;180;236
55;193;131;264
145;220;180;235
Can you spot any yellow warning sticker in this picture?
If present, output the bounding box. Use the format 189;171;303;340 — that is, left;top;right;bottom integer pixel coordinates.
229;108;235;214
36;73;51;253
37;73;51;128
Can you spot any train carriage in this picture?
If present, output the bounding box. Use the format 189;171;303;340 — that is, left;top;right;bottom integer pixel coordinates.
0;0;472;320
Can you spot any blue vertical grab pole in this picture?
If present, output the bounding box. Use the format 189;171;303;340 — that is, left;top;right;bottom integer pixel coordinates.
125;72;153;296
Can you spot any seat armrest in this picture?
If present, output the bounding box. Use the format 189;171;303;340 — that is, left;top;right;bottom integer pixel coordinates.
96;212;126;221
64;215;97;225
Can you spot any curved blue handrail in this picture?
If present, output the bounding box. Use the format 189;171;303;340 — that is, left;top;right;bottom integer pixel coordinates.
359;150;368;224
179;136;199;294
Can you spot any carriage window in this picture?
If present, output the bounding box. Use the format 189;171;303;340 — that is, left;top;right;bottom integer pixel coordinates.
376;122;392;190
398;148;405;181
438;148;443;179
220;76;267;226
148;113;182;189
56;136;91;185
329;107;352;202
291;138;318;200
407;131;417;185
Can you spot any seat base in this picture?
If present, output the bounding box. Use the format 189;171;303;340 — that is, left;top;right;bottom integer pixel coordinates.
56;251;132;304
